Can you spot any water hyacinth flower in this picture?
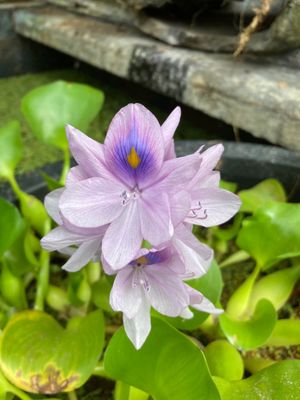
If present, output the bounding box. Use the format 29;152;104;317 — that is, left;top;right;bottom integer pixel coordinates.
41;102;241;348
55;104;240;268
104;247;222;349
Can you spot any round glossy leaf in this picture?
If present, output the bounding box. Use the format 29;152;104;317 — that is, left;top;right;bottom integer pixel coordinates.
21;81;104;150
266;319;300;347
214;360;300;400
220;299;277;350
104;318;220;400
239;179;286;214
163;260;223;330
0;310;104;394
0;120;23;178
204;340;244;381
237;202;300;270
249;265;300;313
0;197;24;258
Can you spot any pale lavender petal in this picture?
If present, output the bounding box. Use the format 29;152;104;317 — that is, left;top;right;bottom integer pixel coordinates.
66;166;89;187
187;286;223;314
185;188;241;227
62;238;101;272
187;144;223;191
102;201;142;269
172;223;213;278
170;190;191;227
139;192;173;246
104;103;164;188
153;153;201;194
161;106;181;160
180;307;194;319
41;226;98;251
123;296;151;350
59;177;124;228
110;266;142;318
66;125;117;182
201;144;224;172
198;171;220;189
44;188;64;224
144;265;189;317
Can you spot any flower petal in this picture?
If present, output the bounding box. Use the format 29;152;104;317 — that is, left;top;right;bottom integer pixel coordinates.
62;238;101;272
110;266;142;318
44;188;64;224
41;226;98;251
59;177;124;228
66;125;117;182
123;296;151;350
161;106;181;160
172;223;213;278
153;152;201;194
102;201;142;269
139;192;173;247
144;265;189;317
187;286;223;314
185;188;241;227
170;190;191;227
104;103;164;188
187;144;223;192
66;166;89;187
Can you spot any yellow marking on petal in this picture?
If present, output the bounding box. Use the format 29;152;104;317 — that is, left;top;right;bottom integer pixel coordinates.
136;256;148;265
127;147;141;169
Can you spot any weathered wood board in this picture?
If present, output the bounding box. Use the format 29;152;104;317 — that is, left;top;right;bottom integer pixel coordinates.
47;0;300;54
14;6;300;150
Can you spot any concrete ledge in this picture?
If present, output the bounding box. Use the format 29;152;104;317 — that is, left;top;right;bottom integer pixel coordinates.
14;6;300;150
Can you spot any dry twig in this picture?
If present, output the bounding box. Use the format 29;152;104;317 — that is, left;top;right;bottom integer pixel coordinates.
234;0;272;56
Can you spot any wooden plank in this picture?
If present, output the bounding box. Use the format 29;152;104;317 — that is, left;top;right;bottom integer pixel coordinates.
14;6;300;150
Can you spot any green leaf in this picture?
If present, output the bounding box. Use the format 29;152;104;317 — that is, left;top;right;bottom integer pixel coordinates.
214;360;300;400
239;179;286;213
0;120;23;179
237;202;300;270
220;250;250;268
163;260;223;330
226;265;260;319
219;299;277;350
212;213;243;242
220;180;238;193
21;80;104;150
104;317;220;400
0;261;27;309
0;197;24;258
0;310;104;394
249;265;300;312
4;225;39;276
204;340;244;381
266;319;300;346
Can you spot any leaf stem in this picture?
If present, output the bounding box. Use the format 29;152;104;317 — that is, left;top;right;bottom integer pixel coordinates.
93;362;112;380
7;174;23;200
34;219;51;311
115;381;130;400
67;390;78;400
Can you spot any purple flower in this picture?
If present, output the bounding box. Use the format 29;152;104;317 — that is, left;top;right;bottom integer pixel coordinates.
55;104;240;271
107;247;222;349
41;103;242;349
58;104;203;269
